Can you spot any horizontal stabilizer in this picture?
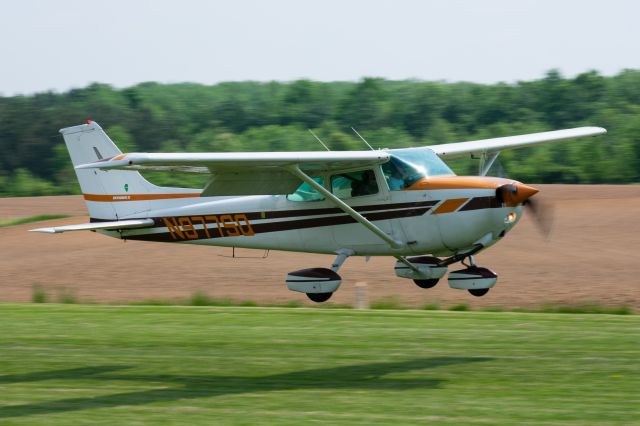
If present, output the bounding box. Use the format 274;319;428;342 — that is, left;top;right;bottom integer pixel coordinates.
30;218;155;234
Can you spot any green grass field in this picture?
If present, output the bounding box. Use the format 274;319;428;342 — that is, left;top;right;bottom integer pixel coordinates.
0;305;637;425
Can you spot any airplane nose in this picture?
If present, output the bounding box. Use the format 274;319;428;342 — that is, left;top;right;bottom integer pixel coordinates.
514;183;539;204
496;183;539;206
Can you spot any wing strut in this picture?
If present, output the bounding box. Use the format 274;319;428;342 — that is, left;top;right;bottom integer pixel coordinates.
285;165;404;249
479;151;500;176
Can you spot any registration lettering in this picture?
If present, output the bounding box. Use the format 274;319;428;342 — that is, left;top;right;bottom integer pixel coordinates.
163;214;255;240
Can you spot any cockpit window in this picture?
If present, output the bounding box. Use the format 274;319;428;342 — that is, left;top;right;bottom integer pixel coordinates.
382;148;454;190
287;176;325;202
331;169;378;199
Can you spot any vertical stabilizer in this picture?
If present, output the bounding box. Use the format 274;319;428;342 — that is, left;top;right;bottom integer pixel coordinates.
60;121;196;220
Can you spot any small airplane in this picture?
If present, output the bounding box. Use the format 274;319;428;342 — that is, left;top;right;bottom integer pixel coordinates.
32;121;606;302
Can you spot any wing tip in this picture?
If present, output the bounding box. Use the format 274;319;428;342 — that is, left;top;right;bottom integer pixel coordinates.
29;228;58;234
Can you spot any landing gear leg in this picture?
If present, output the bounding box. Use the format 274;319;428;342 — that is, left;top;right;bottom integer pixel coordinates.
331;249;353;272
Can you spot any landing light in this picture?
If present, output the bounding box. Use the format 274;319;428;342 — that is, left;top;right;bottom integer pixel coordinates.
505;212;517;224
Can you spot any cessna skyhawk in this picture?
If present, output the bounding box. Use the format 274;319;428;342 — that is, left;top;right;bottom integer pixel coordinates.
32;121;606;302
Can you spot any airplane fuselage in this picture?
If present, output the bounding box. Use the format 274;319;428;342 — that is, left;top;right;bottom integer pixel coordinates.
102;176;524;257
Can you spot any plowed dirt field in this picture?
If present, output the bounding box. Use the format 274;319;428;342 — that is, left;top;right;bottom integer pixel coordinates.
1;185;638;310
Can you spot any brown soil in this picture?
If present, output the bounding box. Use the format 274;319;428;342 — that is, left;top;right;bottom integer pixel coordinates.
1;185;639;310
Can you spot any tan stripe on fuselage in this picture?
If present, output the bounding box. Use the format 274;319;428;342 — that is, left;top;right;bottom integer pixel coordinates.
84;193;201;202
432;198;469;214
405;176;514;191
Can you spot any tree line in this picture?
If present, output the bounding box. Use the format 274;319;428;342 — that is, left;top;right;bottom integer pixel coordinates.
0;69;638;196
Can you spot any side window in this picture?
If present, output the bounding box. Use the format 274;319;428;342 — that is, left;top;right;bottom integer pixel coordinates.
287;176;325;202
331;169;378;199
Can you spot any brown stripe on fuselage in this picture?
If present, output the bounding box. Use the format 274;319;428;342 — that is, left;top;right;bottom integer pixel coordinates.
121;205;433;242
92;193;507;243
253;200;437;220
458;196;501;211
89;200;438;223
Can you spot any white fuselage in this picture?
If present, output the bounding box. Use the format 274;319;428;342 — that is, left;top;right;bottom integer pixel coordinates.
104;181;523;257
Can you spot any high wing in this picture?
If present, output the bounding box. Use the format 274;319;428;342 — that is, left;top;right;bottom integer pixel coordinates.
427;127;606;157
75;151;390;196
75;151;390;171
73;126;605;195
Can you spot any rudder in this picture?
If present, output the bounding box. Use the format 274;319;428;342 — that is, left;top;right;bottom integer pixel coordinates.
61;121;168;220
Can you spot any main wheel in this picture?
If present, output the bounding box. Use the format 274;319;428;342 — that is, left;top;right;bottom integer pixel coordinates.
306;292;333;303
413;278;439;289
468;288;489;297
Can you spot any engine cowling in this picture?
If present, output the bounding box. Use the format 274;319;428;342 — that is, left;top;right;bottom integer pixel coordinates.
394;256;448;280
448;266;497;290
286;268;342;294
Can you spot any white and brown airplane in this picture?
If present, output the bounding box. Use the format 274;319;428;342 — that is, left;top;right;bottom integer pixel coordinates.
32;121;606;302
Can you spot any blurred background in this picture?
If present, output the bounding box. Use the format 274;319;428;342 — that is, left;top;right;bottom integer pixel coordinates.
0;0;639;196
1;4;638;423
0;0;638;310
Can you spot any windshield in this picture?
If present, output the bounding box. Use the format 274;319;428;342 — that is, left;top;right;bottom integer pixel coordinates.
382;148;454;190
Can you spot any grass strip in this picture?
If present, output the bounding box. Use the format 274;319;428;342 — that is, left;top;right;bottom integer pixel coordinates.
0;304;637;425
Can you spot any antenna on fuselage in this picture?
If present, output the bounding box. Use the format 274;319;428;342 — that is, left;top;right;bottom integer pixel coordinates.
351;127;375;151
308;129;330;151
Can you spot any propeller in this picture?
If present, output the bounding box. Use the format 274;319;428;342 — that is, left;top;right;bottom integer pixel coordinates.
523;196;554;239
496;183;554;239
482;154;555;239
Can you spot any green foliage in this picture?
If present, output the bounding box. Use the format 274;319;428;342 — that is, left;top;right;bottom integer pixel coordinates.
1;169;65;197
1;70;639;197
421;303;441;311
56;288;77;304
448;303;470;311
370;296;404;310
266;300;304;308
188;291;253;307
538;303;632;315
30;284;47;303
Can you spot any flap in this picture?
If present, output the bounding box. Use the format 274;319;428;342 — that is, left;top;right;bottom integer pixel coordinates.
201;170;301;196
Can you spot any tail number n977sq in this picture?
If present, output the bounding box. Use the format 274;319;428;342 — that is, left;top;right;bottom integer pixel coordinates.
162;214;254;240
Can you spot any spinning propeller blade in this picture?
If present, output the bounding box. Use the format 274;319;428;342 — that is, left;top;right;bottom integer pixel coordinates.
524;197;555;239
487;156;554;240
496;183;553;239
